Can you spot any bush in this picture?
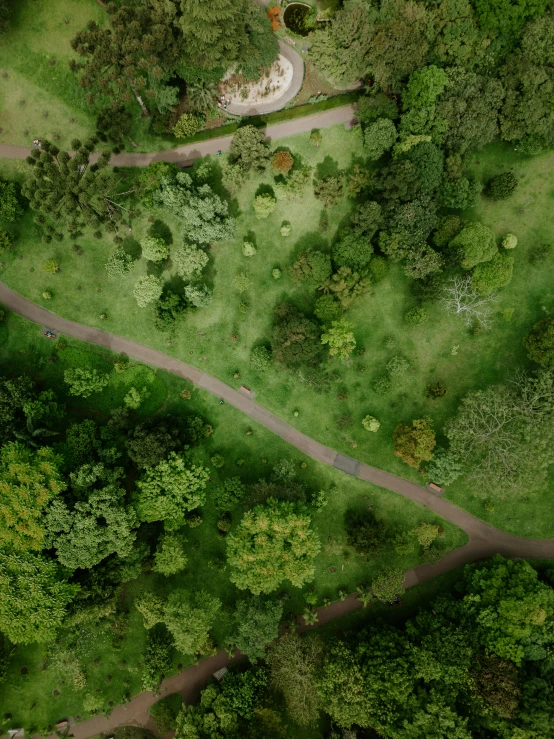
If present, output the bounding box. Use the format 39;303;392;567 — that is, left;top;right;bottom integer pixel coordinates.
372;375;392;395
106;248;134;278
64;368;109;398
186;511;203;528
372;565;404;603
345;509;388;556
214;477;246;512
425;447;462;486
134;276;163;307
280;221;292;237
426;382;447;398
123;386;150;410
184;284;212;308
217;513;232;533
272;268;282;279
250;345;272;371
310;129;322;147
42;291;52;300
524;317;554;367
211;454;225;468
502;233;518;249
369;256;389;282
484;172;518;200
413;522;440;549
386;355;410;377
405;307;428;325
450;222;497;270
272;151;294;174
314;294;341;324
242;241;256;257
152;534;188;576
253;193;277;219
173;113;203;138
362;415;380;432
43;260;59;274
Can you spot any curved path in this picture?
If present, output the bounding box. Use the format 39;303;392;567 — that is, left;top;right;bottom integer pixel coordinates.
226;40;305;116
0;104;355;166
1;280;554;738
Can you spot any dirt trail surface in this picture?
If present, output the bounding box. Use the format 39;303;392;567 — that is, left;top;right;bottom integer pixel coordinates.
0;105;356;166
1;280;554;739
226;40;305;116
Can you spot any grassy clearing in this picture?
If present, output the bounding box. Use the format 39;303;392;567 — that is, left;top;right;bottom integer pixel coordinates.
2;126;554;536
0;311;466;731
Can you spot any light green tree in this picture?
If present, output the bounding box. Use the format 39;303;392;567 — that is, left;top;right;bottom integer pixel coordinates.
141;235;169;262
321;319;356;360
364;118;397;160
253;193;277;220
173;243;209;278
64;368;110;398
152;533;188;576
164;588;221;656
231;596;283;662
133;275;163;307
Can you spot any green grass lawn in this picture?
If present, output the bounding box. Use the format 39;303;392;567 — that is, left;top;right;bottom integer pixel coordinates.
0;311;466;732
1;125;554;537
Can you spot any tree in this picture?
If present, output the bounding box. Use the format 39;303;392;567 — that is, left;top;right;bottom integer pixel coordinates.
351;201;383;239
470;0;549;42
70;0;182;117
186;79;217;113
272;151;294;174
227;498;321;594
96;105;132;150
64;368;110;398
502;233;518;249
267;633;323;726
358;92;399;126
345;509;388;556
364;118;397;160
0;443;65;552
290;250;332;287
231;596;283;662
164;588;221;655
314;294;342;324
393;419;436;468
173;243;209;278
0;551;78;644
141;235;168;262
156;288;188;333
332;230;373;270
153;533;188;575
449;222;497;269
472;252;514;294
214;477;246;513
320;266;370;310
179;0;277;73
229;126;270;173
142;630;173;692
484;172;518;200
133;275;163;307
362;415;381;432
403;244;444;280
271;303;323;369
105;248;134;278
253;193;277;220
24;140;132;241
184;284;212;308
372;565;405;603
135;452;208;525
126;418;187;469
403;65;449;109
425;447;462;486
0;177;22;222
308;5;374;86
321;319;356;360
524;318;554;367
440;275;497;327
313;176;343;207
173;113;203;138
153;172;234;245
250;346;273;372
413;522;440;549
45;466;137;570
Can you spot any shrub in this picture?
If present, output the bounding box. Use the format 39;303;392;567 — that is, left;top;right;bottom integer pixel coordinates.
484;172;518;200
152;534;188;576
272;268;282;279
242;241;256;257
173;113;203;138
123;386;150;409
393;418;436;468
184;284;212;307
528;243;551;264
217;513;232;533
234;272;251;293
425;447;462;486
450;222;497;270
64;368;109;398
250;345;272;371
405;307;428;325
186;511;203;528
173;243;209;278
413;522;440;549
42;291;52;300
141;236;168;263
314;176;343;207
524;317;554;367
272;151;294;174
369;256;389;282
280;221;292;237
314;294;341;324
253;193;277;219
211;454;225;468
0;229;10;253
215;477;246;512
105;248;134;278
372;565;404;603
134;276;163;307
43;260;59;274
310;130;322;147
372;375;392;395
345;509;388;556
362;415;380;432
502;233;518;249
386;355;410;377
426;382;447;398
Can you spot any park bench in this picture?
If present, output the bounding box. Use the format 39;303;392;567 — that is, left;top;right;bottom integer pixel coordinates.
427;482;444;496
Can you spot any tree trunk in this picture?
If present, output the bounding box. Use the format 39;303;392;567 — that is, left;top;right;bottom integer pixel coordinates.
128;79;150;118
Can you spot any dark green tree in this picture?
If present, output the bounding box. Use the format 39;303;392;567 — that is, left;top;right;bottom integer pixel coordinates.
289;249;332;287
231;596;283;662
524;318;554;367
229;126;271;173
271;303;323;369
0;177;22;223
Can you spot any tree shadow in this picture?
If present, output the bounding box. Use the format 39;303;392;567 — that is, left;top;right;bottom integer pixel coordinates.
148;220;173;246
163;274;186;294
290;231;330;263
244;230;257;247
255;183;276;198
146;261;166;278
316;155;340;181
121;236;141;261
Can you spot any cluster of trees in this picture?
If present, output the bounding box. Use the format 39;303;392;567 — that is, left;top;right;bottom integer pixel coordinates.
152;556;554;738
70;0;277;124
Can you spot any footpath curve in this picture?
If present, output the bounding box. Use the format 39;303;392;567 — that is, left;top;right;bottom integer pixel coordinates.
0;105;356;167
2;281;554;738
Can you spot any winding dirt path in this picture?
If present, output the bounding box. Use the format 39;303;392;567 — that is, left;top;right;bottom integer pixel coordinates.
1;280;554;738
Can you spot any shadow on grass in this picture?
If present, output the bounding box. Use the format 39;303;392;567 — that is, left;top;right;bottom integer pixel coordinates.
316;155;340;181
148;219;173;246
122;236;141;261
289;231;330;263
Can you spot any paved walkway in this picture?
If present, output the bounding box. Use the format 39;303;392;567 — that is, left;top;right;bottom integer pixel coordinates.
0;105;355;167
226;40;305;116
2;280;554;738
